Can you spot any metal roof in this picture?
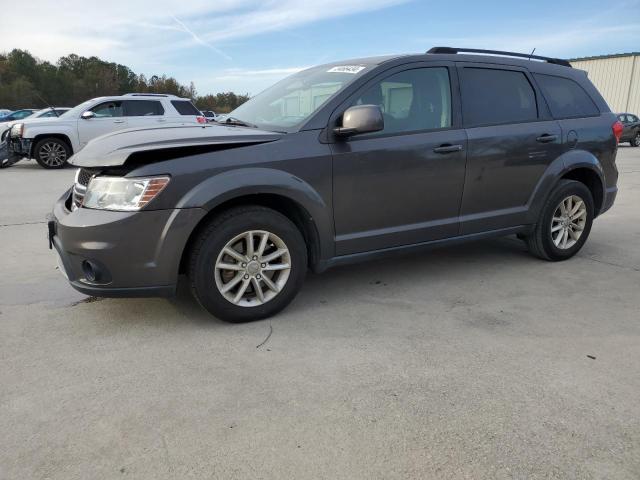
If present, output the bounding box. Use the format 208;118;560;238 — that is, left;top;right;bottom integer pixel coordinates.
569;52;640;62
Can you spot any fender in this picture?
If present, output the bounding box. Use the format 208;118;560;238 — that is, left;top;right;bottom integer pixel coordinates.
24;123;79;154
526;149;605;223
176;167;335;262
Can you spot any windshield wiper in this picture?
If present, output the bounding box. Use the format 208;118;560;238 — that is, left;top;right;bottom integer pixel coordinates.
219;116;258;128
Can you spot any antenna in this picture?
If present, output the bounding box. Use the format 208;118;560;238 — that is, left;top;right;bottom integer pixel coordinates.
34;93;60;117
528;48;536;61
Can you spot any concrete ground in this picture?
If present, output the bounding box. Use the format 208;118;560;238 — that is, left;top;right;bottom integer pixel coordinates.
1;148;639;480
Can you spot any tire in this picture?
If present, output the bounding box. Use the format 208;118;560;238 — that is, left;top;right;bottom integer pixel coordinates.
188;206;307;322
631;132;640;147
33;137;71;169
525;180;594;261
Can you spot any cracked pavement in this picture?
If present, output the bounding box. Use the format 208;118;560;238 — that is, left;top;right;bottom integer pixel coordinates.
1;148;639;479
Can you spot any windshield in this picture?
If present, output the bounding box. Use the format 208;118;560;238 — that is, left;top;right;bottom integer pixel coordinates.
226;64;371;132
59;100;94;119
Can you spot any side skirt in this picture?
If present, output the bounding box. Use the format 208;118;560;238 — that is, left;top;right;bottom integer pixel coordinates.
316;225;534;272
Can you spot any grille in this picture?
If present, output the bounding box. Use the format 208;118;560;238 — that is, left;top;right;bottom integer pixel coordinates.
77;168;92;186
72;168;93;210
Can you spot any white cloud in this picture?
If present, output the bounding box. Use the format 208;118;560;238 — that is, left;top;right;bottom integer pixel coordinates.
3;1;406;64
2;0;408;94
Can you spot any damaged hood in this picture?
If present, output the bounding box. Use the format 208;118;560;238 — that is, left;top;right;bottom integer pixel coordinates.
69;124;283;167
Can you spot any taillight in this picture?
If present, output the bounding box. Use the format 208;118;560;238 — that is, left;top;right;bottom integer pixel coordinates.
196;116;206;124
612;121;624;144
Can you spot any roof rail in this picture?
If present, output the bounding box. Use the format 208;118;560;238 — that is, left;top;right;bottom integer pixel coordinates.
427;47;572;68
123;93;171;97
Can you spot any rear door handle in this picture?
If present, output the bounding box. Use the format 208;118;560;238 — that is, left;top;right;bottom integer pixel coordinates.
113;119;125;124
433;144;463;154
536;134;558;143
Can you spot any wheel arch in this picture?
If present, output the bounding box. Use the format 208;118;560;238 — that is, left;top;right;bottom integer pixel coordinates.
177;168;333;275
528;150;606;220
31;133;74;157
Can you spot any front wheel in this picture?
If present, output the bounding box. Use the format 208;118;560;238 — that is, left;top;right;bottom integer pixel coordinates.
34;137;71;169
525;180;594;261
188;206;307;322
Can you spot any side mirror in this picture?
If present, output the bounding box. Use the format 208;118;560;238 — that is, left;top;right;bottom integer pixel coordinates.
334;105;384;137
81;111;96;120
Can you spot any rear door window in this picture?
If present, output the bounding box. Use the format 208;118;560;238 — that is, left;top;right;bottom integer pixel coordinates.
534;74;599;119
459;67;538;127
124;100;164;116
171;100;201;115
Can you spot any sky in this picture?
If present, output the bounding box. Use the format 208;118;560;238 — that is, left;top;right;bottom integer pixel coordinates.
4;0;640;96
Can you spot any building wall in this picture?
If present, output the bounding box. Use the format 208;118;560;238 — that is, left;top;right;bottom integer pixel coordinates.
571;54;640;114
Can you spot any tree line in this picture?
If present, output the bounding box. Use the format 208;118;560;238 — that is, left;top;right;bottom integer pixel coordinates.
0;49;250;113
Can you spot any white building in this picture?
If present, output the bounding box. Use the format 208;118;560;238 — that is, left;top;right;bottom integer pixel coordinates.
570;53;640;114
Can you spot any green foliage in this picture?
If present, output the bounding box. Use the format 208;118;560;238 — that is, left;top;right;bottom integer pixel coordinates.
0;49;249;113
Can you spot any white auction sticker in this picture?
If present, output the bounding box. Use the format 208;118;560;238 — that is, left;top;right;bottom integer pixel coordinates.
327;65;366;74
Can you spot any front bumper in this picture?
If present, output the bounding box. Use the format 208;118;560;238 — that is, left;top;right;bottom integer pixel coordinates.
8;137;31;159
50;190;207;298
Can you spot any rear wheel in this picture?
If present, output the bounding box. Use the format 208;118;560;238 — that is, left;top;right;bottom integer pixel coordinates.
188;206;307;322
34;137;70;169
525;180;594;261
631;132;640;147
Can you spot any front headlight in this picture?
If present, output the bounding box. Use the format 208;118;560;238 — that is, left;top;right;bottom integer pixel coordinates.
10;123;24;137
82;176;170;211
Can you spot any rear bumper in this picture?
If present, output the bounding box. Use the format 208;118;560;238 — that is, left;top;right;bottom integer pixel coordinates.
600;186;617;215
50;190;207;298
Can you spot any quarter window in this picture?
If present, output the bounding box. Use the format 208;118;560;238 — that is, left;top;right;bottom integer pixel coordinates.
534;74;599;119
460;68;538;127
124;100;164;116
171;100;201;116
352;67;452;135
90;101;124;118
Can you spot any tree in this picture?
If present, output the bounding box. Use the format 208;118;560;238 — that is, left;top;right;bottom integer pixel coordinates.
0;49;250;111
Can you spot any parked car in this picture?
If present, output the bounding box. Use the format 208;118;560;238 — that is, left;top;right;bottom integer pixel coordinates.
48;47;620;322
33;107;71;118
0;109;37;126
0;109;12;117
6;94;205;169
617;113;640;146
0;108;72;167
201;110;218;122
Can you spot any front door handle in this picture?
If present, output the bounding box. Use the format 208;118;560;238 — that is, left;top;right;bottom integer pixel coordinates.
536;134;558;143
433;144;463;154
113;119;125;124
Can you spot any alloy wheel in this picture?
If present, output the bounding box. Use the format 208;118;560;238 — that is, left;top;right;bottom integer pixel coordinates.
633;133;640;147
39;142;67;167
550;195;587;249
214;230;292;307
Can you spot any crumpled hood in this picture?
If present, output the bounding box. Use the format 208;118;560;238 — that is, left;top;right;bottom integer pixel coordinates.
69;124;283;167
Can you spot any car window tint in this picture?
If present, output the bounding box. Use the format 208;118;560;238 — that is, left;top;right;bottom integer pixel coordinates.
534;73;599;119
630;115;639;123
124;100;164;116
460;68;537;127
618;114;627;122
171;100;201;115
90;101;124;118
13;111;33;120
352;67;451;135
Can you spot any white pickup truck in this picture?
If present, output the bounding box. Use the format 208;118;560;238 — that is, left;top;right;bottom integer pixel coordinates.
6;94;205;168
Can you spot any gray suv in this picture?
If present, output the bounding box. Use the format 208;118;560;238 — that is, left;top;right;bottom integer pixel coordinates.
48;47;620;322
